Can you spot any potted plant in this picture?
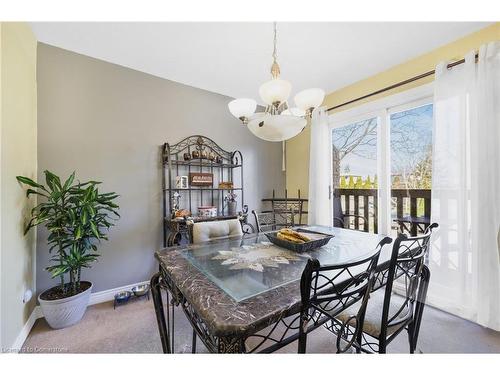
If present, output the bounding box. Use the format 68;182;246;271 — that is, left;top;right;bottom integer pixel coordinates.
16;170;119;329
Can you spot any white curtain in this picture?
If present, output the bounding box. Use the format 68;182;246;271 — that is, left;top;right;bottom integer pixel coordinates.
308;107;332;226
430;42;500;331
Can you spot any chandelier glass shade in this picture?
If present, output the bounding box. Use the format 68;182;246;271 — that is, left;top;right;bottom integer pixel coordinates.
294;88;326;111
247;112;307;142
228;23;325;142
258;78;292;106
228;98;257;121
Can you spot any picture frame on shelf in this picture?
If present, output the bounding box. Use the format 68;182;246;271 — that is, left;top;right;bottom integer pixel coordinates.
175;175;189;189
189;172;213;186
218;181;234;189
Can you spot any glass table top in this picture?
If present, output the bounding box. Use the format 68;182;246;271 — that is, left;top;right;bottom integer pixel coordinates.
181;226;385;302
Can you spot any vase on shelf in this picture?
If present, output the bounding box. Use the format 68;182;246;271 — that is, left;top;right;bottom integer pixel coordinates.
227;201;237;216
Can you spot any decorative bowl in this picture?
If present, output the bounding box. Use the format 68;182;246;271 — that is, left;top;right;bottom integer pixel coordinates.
265;229;334;253
114;291;132;303
131;284;150;297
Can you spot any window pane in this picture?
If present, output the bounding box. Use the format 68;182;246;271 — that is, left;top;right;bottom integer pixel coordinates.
390;103;433;236
332;117;378;233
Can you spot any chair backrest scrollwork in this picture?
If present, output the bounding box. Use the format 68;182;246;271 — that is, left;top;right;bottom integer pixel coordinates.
299;236;392;353
379;223;438;340
252;209;295;233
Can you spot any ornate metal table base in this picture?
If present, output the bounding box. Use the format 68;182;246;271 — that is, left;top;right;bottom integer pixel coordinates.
151;269;247;353
151;269;331;354
151;267;430;354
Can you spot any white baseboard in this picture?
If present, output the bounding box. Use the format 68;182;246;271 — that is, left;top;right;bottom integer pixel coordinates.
11;306;43;353
89;280;150;306
11;280;150;352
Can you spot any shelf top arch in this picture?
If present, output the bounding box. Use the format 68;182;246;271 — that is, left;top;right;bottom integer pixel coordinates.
163;135;241;165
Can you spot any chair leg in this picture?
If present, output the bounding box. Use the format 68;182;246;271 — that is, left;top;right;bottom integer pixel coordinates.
298;333;307;353
192;328;197;353
298;315;307;353
412;265;430;352
407;324;415;354
355;328;363;354
378;338;387;354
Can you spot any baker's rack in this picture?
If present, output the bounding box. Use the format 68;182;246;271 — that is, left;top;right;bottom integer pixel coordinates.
161;135;244;247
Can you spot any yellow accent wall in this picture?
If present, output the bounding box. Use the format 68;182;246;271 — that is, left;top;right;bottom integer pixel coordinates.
285;23;500;199
0;22;37;350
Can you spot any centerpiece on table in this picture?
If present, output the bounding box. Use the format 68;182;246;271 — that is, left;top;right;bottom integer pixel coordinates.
16;171;119;329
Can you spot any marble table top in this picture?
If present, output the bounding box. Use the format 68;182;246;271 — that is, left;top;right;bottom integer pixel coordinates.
155;226;390;338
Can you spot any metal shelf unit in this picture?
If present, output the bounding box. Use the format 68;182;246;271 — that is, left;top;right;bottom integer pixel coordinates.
161;135;244;247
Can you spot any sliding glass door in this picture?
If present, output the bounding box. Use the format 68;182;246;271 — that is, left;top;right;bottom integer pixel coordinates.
329;86;433;236
332;117;379;232
389;102;433;236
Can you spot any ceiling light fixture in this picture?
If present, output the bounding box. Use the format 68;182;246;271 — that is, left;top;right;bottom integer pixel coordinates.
228;22;325;142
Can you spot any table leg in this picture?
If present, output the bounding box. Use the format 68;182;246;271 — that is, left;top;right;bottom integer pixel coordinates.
150;272;171;353
167;231;179;247
192;329;197;353
171;297;175;352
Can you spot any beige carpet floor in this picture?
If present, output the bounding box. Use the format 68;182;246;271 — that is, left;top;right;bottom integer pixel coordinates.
23;293;500;353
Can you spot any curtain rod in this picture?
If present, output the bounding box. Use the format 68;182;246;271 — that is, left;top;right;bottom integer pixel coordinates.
326;53;479;112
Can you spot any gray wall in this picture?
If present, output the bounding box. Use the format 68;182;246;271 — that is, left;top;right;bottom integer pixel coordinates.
36;43;284;294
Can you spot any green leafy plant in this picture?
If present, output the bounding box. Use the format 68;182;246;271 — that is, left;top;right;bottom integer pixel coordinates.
17;171;119;297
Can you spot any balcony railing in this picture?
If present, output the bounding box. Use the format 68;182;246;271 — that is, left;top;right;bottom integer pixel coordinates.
336;188;431;235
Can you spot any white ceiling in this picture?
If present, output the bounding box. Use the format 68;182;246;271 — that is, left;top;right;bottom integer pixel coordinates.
31;22;491;100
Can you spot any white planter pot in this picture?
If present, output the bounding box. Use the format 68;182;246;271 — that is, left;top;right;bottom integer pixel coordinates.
38;282;92;329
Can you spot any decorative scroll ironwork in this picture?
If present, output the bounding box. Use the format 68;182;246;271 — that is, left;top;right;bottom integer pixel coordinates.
272;202;302;218
327;223;438;353
297;237;392;353
161;135;245;247
252;210;295;233
245;313;302;353
150;231;436;354
323;317;381;353
261;189;307;226
218;337;244;353
166;135;233;163
180;298;219;353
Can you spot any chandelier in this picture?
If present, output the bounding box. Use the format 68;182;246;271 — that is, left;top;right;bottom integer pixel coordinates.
228;22;325;142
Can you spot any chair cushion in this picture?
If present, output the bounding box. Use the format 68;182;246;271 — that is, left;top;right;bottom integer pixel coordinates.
192;219;243;244
334;288;410;339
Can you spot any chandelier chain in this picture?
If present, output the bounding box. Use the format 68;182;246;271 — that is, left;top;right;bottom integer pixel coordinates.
273;21;277;63
270;22;281;79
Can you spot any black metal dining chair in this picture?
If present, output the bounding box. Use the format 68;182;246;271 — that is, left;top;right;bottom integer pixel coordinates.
333;222;438;353
252;209;295;232
333;195;368;230
298;236;392;353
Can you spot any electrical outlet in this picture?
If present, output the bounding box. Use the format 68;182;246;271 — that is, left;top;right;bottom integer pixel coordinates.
23;289;32;303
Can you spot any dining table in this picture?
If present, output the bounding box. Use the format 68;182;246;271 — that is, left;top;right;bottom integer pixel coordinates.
151;226;429;353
